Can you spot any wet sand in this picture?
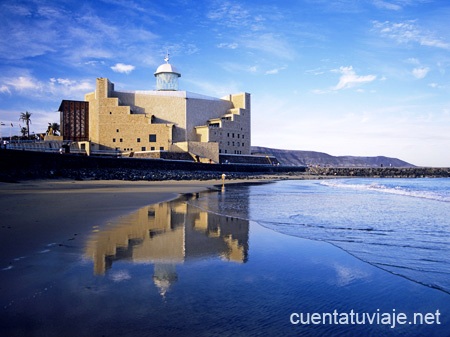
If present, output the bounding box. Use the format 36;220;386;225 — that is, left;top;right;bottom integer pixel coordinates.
0;179;252;268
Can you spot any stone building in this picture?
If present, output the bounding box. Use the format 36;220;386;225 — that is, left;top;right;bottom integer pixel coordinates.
79;56;251;163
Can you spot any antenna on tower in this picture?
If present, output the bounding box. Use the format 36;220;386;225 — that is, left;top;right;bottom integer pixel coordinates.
164;50;169;63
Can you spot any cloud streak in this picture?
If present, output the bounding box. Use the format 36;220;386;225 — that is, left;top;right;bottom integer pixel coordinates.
0;75;94;99
373;20;450;50
333;66;377;90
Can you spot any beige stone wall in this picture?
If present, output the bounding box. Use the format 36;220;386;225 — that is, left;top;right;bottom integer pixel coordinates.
115;92;187;142
86;78;174;152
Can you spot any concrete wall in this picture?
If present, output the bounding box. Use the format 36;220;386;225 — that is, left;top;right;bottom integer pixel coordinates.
0;149;307;182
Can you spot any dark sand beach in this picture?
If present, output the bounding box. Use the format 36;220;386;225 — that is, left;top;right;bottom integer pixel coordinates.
0;179;233;267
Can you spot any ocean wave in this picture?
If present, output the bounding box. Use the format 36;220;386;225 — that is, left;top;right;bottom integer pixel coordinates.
320;180;450;202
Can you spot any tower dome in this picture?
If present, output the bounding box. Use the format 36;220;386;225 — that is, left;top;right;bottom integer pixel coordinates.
154;54;181;91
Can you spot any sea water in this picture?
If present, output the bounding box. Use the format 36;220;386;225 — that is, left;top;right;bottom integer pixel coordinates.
191;178;450;294
1;178;450;336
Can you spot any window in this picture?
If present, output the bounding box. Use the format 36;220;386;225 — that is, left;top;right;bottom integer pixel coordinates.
120;138;123;142
238;134;240;138
227;133;230;137
160;146;164;151
137;138;141;142
113;138;116;142
149;134;157;142
242;143;245;147
151;146;155;151
232;133;235;138
232;141;235;146
116;129;119;132
242;135;245;139
141;147;146;151
109;111;112;115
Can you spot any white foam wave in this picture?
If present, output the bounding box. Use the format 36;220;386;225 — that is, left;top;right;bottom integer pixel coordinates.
320;180;450;202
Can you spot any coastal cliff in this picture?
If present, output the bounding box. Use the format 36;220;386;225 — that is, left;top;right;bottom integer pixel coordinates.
252;146;414;167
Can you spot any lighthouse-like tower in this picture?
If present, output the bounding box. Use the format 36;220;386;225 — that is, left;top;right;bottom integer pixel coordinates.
154;54;181;91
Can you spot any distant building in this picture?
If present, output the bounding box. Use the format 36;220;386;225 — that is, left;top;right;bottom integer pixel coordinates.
59;100;89;141
68;55;251;163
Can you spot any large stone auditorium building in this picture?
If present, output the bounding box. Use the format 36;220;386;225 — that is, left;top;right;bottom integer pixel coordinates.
59;56;251;163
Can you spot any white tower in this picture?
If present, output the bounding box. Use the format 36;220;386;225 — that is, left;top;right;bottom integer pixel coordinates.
154;53;181;91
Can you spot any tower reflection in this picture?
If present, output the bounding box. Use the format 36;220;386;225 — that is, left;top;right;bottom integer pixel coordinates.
85;193;249;296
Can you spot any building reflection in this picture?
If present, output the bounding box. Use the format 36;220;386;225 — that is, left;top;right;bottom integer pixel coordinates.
85;193;249;296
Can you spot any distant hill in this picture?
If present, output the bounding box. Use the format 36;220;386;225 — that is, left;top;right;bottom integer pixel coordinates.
251;146;415;167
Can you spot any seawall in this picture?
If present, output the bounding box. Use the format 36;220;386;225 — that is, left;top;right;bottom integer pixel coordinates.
0;149;306;182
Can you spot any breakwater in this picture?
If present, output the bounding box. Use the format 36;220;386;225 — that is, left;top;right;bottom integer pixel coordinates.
308;166;450;178
0;149;305;182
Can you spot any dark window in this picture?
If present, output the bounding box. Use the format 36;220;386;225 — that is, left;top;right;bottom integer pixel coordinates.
160;147;164;151
137;138;141;142
116;129;119;132
141;147;146;151
149;134;157;142
151;146;155;151
113;138;116;142
120;138;123;142
232;133;235;138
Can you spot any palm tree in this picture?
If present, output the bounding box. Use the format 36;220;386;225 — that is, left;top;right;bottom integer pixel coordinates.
19;111;32;139
20;127;28;139
51;122;60;135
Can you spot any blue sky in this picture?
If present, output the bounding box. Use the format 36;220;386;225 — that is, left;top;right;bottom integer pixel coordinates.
1;0;449;167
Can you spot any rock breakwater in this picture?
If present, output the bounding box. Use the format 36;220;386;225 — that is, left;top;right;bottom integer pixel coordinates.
308;166;450;178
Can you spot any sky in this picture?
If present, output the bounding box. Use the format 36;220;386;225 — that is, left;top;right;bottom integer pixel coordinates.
1;0;449;167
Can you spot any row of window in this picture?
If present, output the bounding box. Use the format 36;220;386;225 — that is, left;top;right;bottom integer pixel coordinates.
112;134;157;143
227;132;244;139
225;141;245;147
117;146;164;151
219;149;243;154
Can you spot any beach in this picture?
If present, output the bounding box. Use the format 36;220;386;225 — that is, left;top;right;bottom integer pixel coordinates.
0;179;239;267
1;178;449;336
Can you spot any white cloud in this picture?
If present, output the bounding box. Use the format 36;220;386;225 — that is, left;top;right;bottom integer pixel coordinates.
207;1;252;29
265;66;286;75
373;20;450;50
245;33;295;60
332;66;377;90
217;42;239;49
405;57;420;65
372;0;402;11
0;75;94;99
412;67;429;79
49;78;94;96
0;85;11;94
3;76;42;92
111;63;136;74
